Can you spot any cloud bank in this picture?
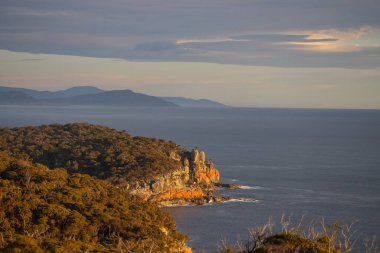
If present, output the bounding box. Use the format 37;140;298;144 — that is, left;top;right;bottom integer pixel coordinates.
0;0;379;68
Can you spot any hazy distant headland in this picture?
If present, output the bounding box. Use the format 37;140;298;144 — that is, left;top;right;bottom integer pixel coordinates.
0;85;226;108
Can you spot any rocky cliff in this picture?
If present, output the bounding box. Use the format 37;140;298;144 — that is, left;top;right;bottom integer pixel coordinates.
127;148;220;206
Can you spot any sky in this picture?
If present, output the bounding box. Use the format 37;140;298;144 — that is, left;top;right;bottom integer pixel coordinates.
0;0;379;108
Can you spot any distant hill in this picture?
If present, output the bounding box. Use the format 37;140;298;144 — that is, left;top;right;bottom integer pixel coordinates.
48;89;177;107
49;85;103;98
0;85;102;99
0;86;54;99
0;85;226;107
161;96;226;107
0;86;177;107
0;91;38;105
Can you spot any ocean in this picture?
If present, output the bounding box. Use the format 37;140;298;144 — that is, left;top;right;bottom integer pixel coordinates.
1;106;379;252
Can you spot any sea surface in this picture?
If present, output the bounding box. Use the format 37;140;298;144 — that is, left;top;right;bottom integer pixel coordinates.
1;106;380;252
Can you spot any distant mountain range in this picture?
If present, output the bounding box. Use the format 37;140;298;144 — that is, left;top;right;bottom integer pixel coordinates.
0;86;103;99
0;86;226;107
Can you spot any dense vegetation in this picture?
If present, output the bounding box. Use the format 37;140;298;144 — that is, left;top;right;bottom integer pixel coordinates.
0;152;187;252
0;123;181;186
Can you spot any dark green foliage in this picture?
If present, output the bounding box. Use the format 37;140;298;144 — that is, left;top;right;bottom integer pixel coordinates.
258;233;339;253
0;153;187;252
219;233;340;253
0;123;181;186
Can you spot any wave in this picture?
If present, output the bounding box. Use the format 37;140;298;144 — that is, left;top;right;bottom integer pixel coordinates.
239;185;264;190
222;198;258;203
162;203;195;208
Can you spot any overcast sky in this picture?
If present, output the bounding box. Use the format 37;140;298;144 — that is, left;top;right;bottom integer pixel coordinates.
0;0;379;108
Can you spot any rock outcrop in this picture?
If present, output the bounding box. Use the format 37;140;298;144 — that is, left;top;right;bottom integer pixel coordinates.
128;148;220;206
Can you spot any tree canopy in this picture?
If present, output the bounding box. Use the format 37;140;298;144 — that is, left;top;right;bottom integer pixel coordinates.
0;152;187;252
0;123;181;186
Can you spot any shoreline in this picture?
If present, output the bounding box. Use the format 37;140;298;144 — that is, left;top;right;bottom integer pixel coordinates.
157;182;258;207
162;197;258;207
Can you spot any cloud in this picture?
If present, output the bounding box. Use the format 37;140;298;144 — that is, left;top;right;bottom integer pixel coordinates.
231;34;337;43
0;0;379;68
170;27;380;68
176;37;249;45
178;27;379;53
19;58;45;61
279;27;380;52
134;42;177;52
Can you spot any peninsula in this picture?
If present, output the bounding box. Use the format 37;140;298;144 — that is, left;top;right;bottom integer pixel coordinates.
0;123;221;206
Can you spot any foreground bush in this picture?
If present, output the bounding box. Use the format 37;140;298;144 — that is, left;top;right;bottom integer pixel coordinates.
0;153;188;252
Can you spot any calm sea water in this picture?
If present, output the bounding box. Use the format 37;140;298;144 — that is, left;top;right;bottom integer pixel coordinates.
1;106;380;252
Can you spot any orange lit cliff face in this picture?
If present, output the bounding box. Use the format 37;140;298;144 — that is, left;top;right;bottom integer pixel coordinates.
185;149;220;186
149;188;205;202
145;148;220;205
193;160;220;185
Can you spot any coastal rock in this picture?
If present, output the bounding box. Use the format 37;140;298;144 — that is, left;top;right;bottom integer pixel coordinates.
214;182;242;189
129;148;220;206
193;161;220;184
212;196;231;203
149;187;205;203
199;151;206;163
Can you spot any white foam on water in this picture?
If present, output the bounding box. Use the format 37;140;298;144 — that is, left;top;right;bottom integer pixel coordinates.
222;198;258;203
162;203;195;208
239;185;264;190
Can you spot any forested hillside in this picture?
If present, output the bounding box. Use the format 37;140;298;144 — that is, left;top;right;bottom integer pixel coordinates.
0;152;188;252
0;123;181;184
